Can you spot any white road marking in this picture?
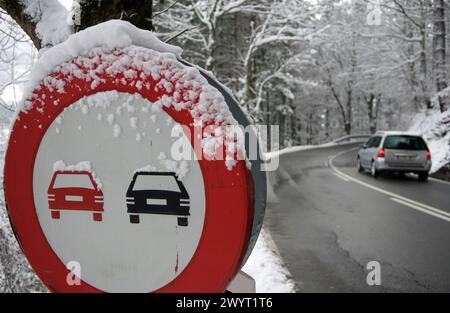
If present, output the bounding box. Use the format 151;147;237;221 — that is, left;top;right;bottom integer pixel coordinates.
390;198;450;223
429;177;450;186
334;173;350;182
279;167;299;188
404;173;450;186
330;149;450;223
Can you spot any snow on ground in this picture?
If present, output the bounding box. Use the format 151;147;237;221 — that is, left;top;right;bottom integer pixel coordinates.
0;127;9;172
409;110;450;173
264;141;342;160
264;145;315;160
0;126;12;228
263;134;366;160
243;228;296;293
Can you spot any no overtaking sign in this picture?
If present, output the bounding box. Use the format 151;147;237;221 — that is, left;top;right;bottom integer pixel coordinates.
3;21;266;293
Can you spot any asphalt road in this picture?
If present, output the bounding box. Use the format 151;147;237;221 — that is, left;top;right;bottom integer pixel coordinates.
265;142;450;292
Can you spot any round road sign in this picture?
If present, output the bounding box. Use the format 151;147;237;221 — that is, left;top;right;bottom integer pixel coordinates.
4;45;255;292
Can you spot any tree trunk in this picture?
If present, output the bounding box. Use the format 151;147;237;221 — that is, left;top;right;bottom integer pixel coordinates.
324;108;330;140
78;0;154;32
419;0;432;110
345;89;353;136
290;106;298;145
243;53;255;109
205;29;217;71
365;93;380;134
0;0;156;49
405;26;422;111
432;0;448;112
307;111;313;145
0;0;40;48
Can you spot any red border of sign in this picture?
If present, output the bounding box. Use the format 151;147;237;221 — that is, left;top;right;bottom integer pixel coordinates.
3;49;254;293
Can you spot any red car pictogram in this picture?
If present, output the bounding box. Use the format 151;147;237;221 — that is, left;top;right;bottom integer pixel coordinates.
47;171;104;222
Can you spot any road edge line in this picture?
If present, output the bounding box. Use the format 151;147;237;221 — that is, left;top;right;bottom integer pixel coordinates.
334;172;350;182
390;197;450;223
329;149;450;222
429;177;450;186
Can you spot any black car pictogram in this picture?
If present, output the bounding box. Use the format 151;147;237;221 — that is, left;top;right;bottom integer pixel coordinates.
126;172;190;226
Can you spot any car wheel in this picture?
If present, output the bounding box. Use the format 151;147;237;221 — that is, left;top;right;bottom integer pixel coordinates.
357;158;364;173
178;217;188;227
371;161;379;178
418;172;429;182
93;213;102;222
130;214;140;224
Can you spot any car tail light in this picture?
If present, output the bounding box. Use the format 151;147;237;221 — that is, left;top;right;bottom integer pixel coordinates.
377;148;385;158
426;150;431;160
48;194;56;202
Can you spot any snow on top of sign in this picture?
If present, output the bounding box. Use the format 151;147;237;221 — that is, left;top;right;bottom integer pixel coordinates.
113;124;122;138
21;20;245;171
134;154;190;180
53;160;103;189
22;20;182;98
158;152;190;179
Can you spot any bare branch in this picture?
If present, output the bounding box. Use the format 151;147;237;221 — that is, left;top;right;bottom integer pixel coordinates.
165;25;199;43
0;0;41;48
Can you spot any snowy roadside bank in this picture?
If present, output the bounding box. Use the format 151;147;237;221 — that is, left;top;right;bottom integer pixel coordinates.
257;140;368;293
264;135;369;160
243;228;296;293
409;110;450;174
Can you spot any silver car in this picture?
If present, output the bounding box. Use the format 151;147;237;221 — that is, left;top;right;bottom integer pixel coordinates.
357;132;432;182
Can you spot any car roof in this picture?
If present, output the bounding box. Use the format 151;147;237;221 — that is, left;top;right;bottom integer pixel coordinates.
54;170;93;176
134;171;177;177
374;131;422;137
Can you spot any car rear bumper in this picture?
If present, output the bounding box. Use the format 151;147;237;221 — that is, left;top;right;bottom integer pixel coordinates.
48;201;104;212
126;204;190;216
375;158;431;173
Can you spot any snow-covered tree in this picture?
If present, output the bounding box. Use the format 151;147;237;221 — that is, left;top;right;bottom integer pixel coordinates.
0;10;35;113
239;0;320;115
432;0;448;112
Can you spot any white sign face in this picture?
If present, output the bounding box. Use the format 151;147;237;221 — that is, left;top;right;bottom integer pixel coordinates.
33;91;206;293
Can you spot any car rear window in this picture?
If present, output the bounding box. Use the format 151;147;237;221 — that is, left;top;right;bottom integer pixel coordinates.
383;135;428;150
133;175;181;192
53;173;95;189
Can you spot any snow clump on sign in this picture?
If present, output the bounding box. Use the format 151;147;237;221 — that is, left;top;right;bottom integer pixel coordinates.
52;160;102;189
158;152;190;179
22;19;182;95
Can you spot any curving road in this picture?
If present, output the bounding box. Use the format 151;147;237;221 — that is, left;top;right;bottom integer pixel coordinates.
265;142;450;292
